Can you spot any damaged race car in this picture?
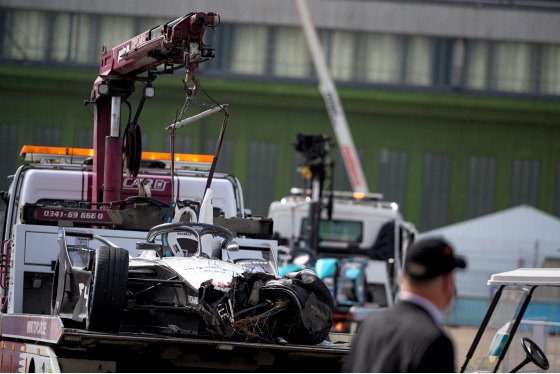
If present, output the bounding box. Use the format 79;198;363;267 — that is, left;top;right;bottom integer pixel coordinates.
51;204;334;345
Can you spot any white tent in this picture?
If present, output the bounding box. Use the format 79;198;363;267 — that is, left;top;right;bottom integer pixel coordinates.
418;205;560;299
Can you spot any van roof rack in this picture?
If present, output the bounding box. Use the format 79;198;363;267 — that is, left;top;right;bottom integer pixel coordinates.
20;145;213;170
289;187;384;201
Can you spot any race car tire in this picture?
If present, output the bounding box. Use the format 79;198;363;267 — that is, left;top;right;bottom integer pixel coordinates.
86;246;129;333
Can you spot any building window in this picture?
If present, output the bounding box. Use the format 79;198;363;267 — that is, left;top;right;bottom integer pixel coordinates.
49;12;74;63
230;25;268;75
511;158;540;207
328;30;356;81
246;141;277;216
3;9;48;61
492;42;534;93
466;40;537;94
272;27;311;78
72;14;101;65
420;152;451;231
539;44;560;95
98;15;135;53
433;38;453;87
466;155;496;219
363;33;402;84
465;40;491;90
405;36;432;86
379;149;408;214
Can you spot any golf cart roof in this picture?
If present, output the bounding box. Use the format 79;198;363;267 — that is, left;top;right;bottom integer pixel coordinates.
487;268;560;287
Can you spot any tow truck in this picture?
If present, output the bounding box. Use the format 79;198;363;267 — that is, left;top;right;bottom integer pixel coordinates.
269;134;416;334
0;12;350;372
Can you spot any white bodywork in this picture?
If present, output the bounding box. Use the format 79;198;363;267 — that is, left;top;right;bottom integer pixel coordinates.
14;167;244;219
487;268;560;287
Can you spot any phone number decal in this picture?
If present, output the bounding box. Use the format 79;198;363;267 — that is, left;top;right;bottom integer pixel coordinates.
37;208;112;223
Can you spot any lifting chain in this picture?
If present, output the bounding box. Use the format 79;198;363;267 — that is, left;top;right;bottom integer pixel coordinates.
176;70;218;124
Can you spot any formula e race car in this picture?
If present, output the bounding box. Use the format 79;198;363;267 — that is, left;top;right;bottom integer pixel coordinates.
51;210;334;345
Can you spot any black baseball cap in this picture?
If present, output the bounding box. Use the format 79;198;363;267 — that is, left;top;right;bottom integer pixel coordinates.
404;238;466;279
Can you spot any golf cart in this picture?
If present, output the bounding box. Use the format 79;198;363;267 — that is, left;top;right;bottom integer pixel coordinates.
461;268;560;373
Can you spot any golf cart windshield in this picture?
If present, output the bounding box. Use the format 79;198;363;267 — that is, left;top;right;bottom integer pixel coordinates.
463;287;530;372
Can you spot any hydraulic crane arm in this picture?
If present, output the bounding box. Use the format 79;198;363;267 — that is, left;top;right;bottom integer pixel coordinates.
91;12;217;205
293;0;369;194
96;12;216;81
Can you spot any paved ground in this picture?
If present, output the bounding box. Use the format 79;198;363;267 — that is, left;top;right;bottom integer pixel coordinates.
445;325;479;370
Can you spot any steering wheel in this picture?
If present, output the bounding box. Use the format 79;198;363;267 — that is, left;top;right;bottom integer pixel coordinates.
522;337;549;370
510;337;550;373
146;222;234;256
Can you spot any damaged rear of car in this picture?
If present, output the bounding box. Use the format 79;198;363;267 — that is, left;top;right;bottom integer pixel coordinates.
52;221;334;345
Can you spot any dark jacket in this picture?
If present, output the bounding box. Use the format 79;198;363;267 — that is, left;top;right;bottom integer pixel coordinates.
343;300;455;373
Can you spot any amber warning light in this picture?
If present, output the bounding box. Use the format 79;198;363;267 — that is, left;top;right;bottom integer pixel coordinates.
20;145;213;170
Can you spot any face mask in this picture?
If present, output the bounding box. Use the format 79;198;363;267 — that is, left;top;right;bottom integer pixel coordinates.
449;285;457;306
443;275;457;312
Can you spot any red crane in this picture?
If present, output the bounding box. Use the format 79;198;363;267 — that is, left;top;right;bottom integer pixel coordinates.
90;12;217;205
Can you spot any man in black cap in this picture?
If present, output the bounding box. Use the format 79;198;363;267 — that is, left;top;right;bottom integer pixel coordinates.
343;237;466;373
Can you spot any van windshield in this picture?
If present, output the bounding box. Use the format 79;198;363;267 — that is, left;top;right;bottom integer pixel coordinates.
301;218;362;243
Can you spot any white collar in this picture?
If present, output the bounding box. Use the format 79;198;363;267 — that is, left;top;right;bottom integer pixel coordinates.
398;290;443;325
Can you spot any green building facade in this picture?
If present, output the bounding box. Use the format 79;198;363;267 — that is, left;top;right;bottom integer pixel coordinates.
1;2;560;231
1;65;559;231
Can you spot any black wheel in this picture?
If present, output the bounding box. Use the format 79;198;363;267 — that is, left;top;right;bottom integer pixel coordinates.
86;246;129;333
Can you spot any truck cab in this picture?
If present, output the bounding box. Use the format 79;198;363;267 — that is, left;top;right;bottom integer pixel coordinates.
268;188;417;332
0;146;251;315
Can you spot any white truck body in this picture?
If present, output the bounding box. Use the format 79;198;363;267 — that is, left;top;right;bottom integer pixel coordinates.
268;189;416;332
3;161;247;315
269;194;404;252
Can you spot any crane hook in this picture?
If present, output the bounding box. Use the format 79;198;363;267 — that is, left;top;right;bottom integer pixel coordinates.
182;70;200;97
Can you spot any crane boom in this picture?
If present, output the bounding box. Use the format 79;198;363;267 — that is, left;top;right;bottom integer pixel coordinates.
90;12;217;205
293;0;369;194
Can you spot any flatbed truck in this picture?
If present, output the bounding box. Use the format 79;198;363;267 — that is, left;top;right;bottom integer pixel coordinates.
0;11;351;372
